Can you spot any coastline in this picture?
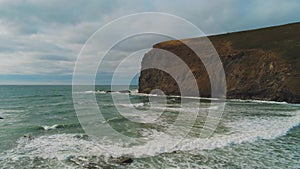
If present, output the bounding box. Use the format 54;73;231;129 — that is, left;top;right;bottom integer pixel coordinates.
138;22;300;104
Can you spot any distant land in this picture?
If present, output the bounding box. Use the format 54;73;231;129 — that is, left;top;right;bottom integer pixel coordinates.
139;22;300;103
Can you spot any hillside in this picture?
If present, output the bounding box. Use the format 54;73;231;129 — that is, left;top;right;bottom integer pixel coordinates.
138;22;300;103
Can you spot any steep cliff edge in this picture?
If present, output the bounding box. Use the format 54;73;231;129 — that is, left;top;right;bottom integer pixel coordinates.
138;22;300;103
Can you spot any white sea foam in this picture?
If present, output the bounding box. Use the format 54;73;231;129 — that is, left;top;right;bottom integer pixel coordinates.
118;103;145;108
1;134;103;161
82;91;95;94
114;102;223;125
96;90;107;94
179;110;300;153
118;102;219;113
41;124;61;130
130;91;293;105
77;90;133;95
130;89;139;95
76;90;290;106
2;110;299;163
115;103;164;123
130;92;221;101
75;90;106;94
229;99;288;105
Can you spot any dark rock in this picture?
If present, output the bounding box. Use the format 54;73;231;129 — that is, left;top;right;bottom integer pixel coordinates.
139;22;300;103
110;156;134;165
23;134;34;140
85;162;100;169
119;90;131;94
0;117;3;119
73;134;89;140
117;157;133;165
67;156;113;169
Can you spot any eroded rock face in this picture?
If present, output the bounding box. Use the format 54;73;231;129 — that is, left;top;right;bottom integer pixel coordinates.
139;23;300;103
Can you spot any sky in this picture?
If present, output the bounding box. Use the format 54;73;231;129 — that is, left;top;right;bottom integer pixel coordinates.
0;0;300;85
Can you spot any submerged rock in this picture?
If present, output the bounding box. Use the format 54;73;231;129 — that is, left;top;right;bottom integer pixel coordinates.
0;117;3;119
109;156;134;165
66;156;134;168
68;156;103;169
73;134;89;140
119;90;131;94
117;157;133;165
23;134;34;140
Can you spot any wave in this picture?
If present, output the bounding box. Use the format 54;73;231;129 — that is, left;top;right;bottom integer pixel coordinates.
76;90;129;94
179;110;300;153
135;93;292;105
118;102;220;114
0;109;25;113
41;124;62;130
228;99;288;105
17;94;65;99
2;109;298;163
102;116;130;124
77;89;292;105
76;89;222;102
0;109;25;120
34;123;81;131
118;103;145;108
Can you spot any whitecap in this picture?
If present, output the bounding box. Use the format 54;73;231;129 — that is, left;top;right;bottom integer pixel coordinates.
41;124;61;130
229;99;288;105
2;109;299;163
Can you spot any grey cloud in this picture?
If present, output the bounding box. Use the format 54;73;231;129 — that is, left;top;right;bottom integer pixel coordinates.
0;0;300;84
151;0;300;35
0;0;119;34
36;54;74;61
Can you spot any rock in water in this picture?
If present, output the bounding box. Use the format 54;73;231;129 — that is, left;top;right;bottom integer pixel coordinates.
0;117;3;119
117;157;133;165
23;134;34;140
109;156;134;165
119;90;131;94
138;22;300;103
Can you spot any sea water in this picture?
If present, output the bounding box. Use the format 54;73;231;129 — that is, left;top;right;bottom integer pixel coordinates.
0;85;299;168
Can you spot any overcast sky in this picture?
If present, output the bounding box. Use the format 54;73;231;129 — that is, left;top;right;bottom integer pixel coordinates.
0;0;299;85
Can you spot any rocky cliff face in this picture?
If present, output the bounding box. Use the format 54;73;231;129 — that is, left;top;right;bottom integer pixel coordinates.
138;23;300;103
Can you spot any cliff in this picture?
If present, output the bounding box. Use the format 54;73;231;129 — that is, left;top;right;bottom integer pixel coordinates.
138;22;300;103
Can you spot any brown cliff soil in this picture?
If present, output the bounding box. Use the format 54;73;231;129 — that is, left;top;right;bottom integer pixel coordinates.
139;22;300;103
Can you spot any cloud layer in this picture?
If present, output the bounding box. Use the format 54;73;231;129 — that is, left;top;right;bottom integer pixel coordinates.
0;0;299;84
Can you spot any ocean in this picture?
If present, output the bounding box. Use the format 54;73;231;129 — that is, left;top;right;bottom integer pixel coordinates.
0;85;299;168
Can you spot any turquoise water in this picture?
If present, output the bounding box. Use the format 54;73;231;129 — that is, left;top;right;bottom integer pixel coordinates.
0;85;299;168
